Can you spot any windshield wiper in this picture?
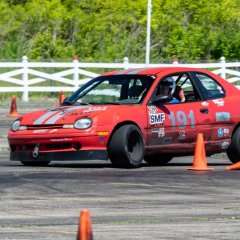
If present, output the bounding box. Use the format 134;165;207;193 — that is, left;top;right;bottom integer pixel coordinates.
73;102;91;106
89;102;121;105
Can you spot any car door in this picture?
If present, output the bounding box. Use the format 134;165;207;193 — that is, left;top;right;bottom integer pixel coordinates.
193;72;234;152
146;72;213;154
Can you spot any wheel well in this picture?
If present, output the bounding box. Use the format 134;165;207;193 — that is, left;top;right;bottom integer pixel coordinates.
232;123;240;139
107;121;142;148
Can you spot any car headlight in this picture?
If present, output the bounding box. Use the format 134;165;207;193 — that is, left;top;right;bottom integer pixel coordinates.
74;118;92;129
11;120;21;132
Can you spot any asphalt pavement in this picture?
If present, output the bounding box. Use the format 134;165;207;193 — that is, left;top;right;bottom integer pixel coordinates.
0;100;240;240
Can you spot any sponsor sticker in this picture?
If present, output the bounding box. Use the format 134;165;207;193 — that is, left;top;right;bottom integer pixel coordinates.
49;129;58;133
99;136;105;142
50;138;72;142
201;101;209;106
223;128;230;135
152;128;165;138
179;130;186;140
218;128;223;137
162;137;172;145
83;106;107;113
33;129;47;134
148;106;157;115
148;106;165;125
150;113;165;125
216;112;230;122
212;99;224;106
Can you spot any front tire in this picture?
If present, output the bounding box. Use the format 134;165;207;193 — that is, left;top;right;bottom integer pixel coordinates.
108;124;144;168
227;127;240;164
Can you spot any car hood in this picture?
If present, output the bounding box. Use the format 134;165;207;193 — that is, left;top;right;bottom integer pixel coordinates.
18;105;130;125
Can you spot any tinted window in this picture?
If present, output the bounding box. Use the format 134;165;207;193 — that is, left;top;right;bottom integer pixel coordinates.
152;73;200;103
196;73;225;99
67;75;154;105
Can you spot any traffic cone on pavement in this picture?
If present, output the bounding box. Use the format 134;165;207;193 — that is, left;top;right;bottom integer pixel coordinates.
187;133;214;171
226;161;240;170
59;91;65;106
6;95;20;117
77;210;93;240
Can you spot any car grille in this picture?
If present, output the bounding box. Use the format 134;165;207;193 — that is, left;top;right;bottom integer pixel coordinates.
26;124;63;130
10;142;80;152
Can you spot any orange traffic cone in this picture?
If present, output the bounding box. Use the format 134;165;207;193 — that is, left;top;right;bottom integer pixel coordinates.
59;91;65;106
77;210;93;240
6;95;20;117
187;133;214;171
226;161;240;170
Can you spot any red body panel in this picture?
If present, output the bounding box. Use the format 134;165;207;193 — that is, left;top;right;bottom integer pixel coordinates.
8;67;240;162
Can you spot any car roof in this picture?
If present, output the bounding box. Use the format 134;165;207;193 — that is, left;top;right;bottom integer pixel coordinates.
103;67;207;76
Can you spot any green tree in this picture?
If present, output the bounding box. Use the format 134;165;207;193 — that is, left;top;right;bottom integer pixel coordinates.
1;0;240;62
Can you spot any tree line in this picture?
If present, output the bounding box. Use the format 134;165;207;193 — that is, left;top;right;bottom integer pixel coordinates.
0;0;240;63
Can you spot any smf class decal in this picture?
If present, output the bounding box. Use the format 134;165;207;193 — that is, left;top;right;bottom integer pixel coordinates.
148;106;165;125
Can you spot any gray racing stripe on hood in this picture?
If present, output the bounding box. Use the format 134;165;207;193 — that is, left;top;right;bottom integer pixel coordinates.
44;106;86;124
33;111;58;125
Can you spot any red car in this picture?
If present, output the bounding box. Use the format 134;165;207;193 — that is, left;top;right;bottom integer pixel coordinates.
8;67;240;167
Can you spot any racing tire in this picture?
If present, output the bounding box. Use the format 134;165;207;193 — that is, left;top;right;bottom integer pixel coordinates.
144;154;173;166
226;127;240;164
21;161;50;166
108;124;144;168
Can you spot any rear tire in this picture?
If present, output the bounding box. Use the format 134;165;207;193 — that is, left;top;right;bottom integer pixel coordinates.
144;154;172;166
227;127;240;164
108;124;144;168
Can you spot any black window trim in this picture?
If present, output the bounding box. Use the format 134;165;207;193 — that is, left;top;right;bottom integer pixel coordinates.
190;71;226;100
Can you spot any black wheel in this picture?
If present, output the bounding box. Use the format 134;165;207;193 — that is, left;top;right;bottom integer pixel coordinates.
144;154;172;166
21;161;50;166
227;127;240;164
108;124;144;168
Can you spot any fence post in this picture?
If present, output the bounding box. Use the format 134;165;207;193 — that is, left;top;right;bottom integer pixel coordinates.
22;55;29;102
172;57;179;64
73;55;79;90
220;56;226;79
123;57;129;69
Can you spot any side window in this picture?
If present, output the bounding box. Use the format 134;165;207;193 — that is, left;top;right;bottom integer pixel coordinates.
196;73;225;99
173;73;200;102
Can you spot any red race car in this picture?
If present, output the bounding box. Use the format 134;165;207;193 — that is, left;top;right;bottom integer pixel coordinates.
8;67;240;167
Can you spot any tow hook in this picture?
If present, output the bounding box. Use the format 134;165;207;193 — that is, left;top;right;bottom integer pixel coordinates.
33;143;40;158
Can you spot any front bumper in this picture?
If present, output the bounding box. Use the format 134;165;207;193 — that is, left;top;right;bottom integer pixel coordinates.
8;130;109;162
10;150;108;162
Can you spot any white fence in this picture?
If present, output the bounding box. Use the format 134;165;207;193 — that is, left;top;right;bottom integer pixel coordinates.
0;56;240;102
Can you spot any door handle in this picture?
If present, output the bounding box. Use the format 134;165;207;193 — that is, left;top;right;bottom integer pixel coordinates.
200;108;208;114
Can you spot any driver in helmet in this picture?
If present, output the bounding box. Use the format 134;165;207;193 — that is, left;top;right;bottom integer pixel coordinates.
157;77;180;103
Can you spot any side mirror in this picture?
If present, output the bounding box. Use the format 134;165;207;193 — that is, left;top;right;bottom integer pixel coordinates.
62;97;72;106
63;97;69;102
151;94;173;105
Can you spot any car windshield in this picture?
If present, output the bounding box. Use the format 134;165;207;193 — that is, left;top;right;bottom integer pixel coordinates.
65;75;155;105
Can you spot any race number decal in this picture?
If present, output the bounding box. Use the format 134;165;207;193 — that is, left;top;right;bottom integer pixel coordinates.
168;110;195;129
148;107;195;128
